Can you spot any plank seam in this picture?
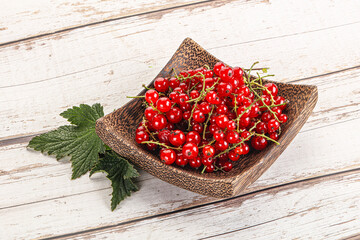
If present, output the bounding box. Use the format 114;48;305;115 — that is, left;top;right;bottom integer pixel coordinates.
40;167;360;240
0;0;215;48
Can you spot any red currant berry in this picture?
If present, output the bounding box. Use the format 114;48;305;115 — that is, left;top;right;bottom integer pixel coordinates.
267;119;280;133
193;110;206;123
166;107;182;124
238;86;250;96
205;164;215;173
219;67;233;82
263;83;278;97
216;104;228;114
269;132;279;141
227;120;236;131
217;82;233;97
199;102;211;114
213;62;225;75
256;122;268;134
249;104;260;118
202;157;214;166
215;140;229;151
186;131;201;145
144;107;156;120
261;112;272;122
226;131;239;144
205;91;220;104
160;149;176;165
175;153;188;167
179;82;188;92
169;91;179;104
189;157;202;168
192;123;203;133
213;129;225;141
154;77;169;92
251;136;268;150
242;143;250;154
151;114;167;130
209;123;220;134
145;89;159;105
216;114;229;129
232;67;244;79
229;77;241;89
202;145;215;158
275;96;287;110
259;95;271;109
135;131;149;144
169;130;186;146
228;150;240;161
190;90;200;99
158;129;171;144
178;93;190;105
182;143;199;159
222;161;233;172
238;116;250;128
271;107;282;118
183;111;191;120
237;106;250;118
279;114;288;123
235;146;244;155
241;130;251;140
136;125;146;134
156;97;171;112
169;77;180;89
146;143;157;151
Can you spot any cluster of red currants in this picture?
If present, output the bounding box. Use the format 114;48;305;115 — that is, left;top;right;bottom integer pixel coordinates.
133;62;288;173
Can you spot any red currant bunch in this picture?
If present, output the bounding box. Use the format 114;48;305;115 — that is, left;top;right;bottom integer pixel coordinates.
133;62;288;173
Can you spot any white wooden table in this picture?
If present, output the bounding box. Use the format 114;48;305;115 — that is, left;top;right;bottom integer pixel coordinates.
1;0;360;239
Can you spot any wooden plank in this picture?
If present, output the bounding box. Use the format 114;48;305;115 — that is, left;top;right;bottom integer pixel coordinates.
0;0;206;44
1;118;359;239
66;170;360;240
1;0;360;140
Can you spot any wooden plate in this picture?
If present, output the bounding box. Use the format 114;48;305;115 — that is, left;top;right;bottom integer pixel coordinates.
95;38;318;198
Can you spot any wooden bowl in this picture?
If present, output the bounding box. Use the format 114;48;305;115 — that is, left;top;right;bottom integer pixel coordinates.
95;38;318;198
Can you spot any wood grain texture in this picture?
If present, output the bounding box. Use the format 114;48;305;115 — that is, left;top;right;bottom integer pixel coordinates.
0;0;205;44
96;38;318;198
1;0;360;140
62;170;360;240
1;119;359;239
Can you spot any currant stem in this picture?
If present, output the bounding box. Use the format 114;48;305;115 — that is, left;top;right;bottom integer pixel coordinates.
127;95;145;98
141;141;181;150
203;106;214;139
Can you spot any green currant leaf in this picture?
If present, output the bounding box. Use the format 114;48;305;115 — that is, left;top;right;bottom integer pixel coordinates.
28;125;104;179
60;103;104;128
28;103;105;179
90;151;139;211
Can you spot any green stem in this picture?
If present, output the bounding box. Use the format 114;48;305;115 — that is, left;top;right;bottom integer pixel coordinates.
141;141;181;150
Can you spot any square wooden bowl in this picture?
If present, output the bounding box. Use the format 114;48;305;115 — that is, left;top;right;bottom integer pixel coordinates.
95;38;318;198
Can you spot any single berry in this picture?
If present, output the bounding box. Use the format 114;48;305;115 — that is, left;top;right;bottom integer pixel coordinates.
151;114;167;130
251;136;268;150
263;83;278;97
169;130;186;146
166;107;183;123
160;149;176;165
145;89;159;105
186;131;201;145
156;97;171;112
154;77;169;92
267;119;280;133
202;145;215;158
135;131;149;144
182;143;199;159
